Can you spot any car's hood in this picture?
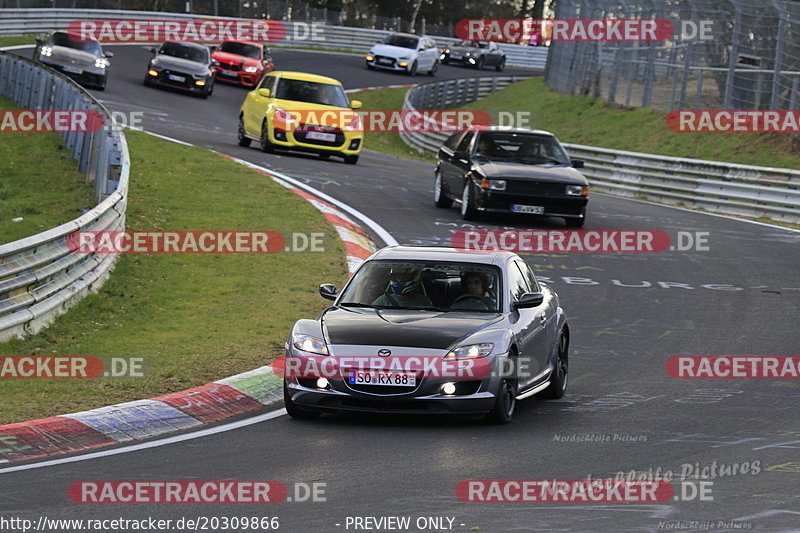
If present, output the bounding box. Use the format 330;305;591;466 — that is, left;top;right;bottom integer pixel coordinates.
475;161;588;184
269;100;357;129
449;45;480;55
151;55;210;75
212;51;260;67
371;43;417;58
48;46;98;68
322;307;501;349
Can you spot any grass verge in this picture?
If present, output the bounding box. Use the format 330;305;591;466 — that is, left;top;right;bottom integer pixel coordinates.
0;130;348;424
0;96;97;243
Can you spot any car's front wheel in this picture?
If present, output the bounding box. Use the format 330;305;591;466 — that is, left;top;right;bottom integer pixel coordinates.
434;170;453;208
475;56;485;70
237;116;251;147
461;181;478;220
485;377;517;424
538;330;569;399
428;60;438;76
260;121;275;153
409;60;418;76
344;154;359;164
283;382;322;419
496;58;506;71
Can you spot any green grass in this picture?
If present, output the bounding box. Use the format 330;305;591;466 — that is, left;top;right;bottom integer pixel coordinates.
0;96;97;243
0;130;347;424
349;87;436;162
0;36;36;48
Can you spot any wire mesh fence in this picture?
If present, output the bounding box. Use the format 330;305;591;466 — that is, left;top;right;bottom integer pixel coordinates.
544;0;800;112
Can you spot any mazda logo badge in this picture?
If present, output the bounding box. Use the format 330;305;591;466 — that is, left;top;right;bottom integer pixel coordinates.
378;349;391;357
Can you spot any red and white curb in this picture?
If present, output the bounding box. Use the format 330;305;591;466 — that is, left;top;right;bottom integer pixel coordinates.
0;138;385;464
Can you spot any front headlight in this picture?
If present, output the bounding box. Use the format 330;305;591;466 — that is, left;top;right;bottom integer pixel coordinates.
292;332;329;355
445;343;493;360
95;57;110;69
243;65;259;73
40;46;53;57
566;185;587;196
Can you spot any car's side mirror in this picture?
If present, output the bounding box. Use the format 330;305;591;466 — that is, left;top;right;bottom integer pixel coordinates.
211;59;220;67
104;51;114;58
35;37;45;45
209;45;217;52
350;99;362;110
319;283;338;301
571;159;585;168
454;150;469;161
148;47;157;54
258;88;271;97
513;292;544;309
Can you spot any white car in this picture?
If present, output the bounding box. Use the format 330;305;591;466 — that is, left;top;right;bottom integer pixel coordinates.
365;33;440;76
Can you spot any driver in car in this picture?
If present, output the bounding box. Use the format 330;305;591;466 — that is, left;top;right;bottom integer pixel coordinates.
372;267;432;307
451;272;496;310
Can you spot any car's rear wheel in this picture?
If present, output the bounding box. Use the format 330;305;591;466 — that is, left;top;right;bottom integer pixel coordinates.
237;116;251;147
461;181;478;220
485;377;517;425
565;207;586;228
538;330;569;399
496;58;506;71
283;382;322;419
434;170;453;208
260;121;275;153
409;61;418;76
344;154;359;165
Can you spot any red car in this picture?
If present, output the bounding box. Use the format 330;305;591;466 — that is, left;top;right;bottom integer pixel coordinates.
211;40;274;87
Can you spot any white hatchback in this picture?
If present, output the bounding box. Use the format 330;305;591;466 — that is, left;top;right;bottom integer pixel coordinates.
365;33;440;76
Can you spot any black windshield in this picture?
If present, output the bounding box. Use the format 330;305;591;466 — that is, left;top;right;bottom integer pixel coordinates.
159;42;209;63
51;32;103;56
274;78;349;108
383;35;419;49
218;42;261;59
474;132;570;165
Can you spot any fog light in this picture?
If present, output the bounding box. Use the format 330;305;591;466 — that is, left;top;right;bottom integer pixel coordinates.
195;80;206;86
442;382;456;395
468;58;476;64
147;69;158;76
316;378;329;389
365;55;374;61
399;61;408;67
348;139;361;150
274;129;287;141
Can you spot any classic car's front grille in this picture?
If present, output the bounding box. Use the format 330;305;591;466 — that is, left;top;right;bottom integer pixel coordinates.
506;180;567;196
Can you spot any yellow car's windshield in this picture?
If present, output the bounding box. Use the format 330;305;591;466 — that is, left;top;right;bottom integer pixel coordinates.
274;78;349;108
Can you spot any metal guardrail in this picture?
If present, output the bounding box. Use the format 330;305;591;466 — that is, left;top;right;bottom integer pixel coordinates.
399;76;800;224
0;8;548;70
0;51;129;341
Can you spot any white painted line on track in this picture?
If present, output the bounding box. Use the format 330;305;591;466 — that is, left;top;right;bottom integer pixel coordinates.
0;409;287;474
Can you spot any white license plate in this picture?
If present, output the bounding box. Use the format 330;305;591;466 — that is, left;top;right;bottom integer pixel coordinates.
167;74;185;82
378;58;393;65
450;54;462;60
348;370;416;387
511;204;545;214
305;131;336;142
219;69;237;76
62;65;82;74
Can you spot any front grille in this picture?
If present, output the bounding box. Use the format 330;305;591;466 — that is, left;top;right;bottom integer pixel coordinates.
160;70;192;88
507;180;567;196
343;369;421;395
218;61;242;71
293;128;346;147
374;55;396;66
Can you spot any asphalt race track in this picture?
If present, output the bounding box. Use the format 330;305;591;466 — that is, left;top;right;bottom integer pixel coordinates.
3;46;800;532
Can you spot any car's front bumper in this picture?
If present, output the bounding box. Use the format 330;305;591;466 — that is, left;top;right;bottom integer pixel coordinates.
39;59;107;87
215;69;260;87
365;56;413;72
146;70;210;94
474;186;588;219
269;126;363;155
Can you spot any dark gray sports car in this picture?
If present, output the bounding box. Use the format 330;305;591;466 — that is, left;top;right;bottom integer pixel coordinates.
440;40;506;70
34;31;112;90
144;41;216;98
283;246;570;424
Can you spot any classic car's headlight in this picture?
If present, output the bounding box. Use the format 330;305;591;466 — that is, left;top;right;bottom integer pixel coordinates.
480;178;506;191
292;332;329;355
566;185;588;196
243;65;259;73
445;343;493;360
40;46;53;57
95;57;110;68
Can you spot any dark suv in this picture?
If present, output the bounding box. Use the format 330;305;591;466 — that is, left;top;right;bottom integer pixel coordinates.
434;127;589;227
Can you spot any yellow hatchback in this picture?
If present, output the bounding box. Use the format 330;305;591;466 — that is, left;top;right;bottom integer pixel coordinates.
238;71;364;164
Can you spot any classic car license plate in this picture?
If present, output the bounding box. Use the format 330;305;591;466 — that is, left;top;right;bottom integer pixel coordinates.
167;74;185;82
62;65;82;74
305;131;336;142
219;69;237;77
348;370;416;387
511;204;545;214
378;58;393;65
